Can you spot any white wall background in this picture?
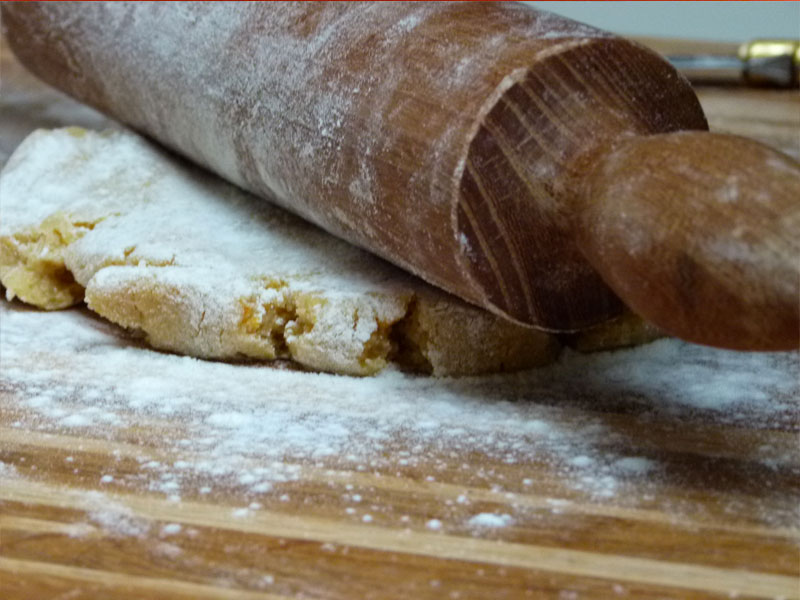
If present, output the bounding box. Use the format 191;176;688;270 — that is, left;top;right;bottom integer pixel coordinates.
527;2;800;41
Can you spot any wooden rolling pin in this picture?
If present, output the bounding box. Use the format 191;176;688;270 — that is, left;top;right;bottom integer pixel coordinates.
3;2;798;350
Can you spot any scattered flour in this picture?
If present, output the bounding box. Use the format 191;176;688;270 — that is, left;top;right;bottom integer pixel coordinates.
426;519;443;531
467;513;514;528
613;457;656;475
78;490;150;538
0;461;18;478
1;299;797;531
569;455;594;468
160;523;182;536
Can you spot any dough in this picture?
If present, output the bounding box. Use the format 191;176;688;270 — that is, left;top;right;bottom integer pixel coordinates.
566;311;662;353
0;128;560;376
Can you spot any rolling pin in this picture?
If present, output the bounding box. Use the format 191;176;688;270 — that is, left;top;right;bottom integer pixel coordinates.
3;2;798;350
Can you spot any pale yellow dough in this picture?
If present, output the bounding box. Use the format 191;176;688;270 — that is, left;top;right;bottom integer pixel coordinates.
0;211;88;309
0;128;567;376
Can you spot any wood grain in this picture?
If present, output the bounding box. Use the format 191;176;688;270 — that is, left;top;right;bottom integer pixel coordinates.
1;418;798;600
576;131;799;350
1;31;799;600
1;482;797;599
459;35;799;348
457;36;705;330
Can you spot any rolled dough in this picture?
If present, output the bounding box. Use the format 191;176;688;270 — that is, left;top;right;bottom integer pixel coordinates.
0;128;561;376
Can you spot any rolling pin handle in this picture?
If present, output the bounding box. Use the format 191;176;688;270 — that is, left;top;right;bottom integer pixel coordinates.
573;131;800;351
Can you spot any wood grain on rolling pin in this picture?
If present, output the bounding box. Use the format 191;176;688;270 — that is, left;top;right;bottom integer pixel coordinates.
4;2;797;350
2;2;646;329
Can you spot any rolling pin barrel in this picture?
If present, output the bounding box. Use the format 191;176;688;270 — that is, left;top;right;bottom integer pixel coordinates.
3;2;798;350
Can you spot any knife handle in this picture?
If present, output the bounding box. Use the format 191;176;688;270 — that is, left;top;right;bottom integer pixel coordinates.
633;37;800;88
573;131;800;350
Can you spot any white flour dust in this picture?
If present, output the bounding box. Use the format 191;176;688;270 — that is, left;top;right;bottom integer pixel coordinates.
0;303;797;504
1;299;798;530
467;513;514;529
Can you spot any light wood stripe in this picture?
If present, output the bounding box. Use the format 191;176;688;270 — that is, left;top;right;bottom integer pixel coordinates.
0;426;171;462
0;515;99;537
2;427;797;540
522;68;591;130
513;77;581;145
481;117;557;214
521;54;641;142
457;188;515;309
465;159;536;316
498;93;566;163
1;478;797;599
0;557;290;600
337;471;800;540
554;53;647;131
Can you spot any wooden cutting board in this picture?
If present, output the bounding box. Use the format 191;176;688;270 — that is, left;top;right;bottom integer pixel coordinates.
1;37;798;600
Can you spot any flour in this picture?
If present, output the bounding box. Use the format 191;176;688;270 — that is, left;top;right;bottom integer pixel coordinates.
0;460;18;478
426;519;443;531
78;490;150;538
613;457;656;475
1;299;798;533
467;513;514;529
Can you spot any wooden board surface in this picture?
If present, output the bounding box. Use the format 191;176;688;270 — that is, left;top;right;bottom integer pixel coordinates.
1;36;799;600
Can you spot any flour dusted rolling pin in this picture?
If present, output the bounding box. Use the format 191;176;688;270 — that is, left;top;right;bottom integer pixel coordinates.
3;2;798;350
